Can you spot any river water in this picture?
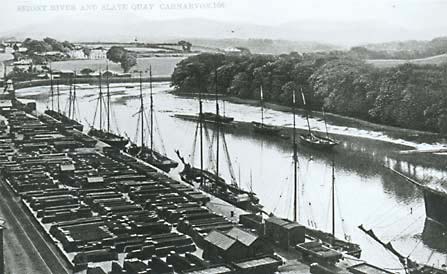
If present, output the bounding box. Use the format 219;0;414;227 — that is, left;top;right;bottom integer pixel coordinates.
17;80;447;272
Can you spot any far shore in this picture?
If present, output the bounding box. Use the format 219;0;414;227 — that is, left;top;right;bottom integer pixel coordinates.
13;76;172;89
171;91;444;141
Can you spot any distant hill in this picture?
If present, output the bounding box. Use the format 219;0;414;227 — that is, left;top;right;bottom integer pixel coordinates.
1;17;438;46
367;54;447;68
360;36;447;59
181;38;340;54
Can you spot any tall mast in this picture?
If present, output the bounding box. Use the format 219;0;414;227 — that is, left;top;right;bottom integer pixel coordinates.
149;66;154;152
106;63;110;132
301;88;312;135
293;89;298;222
139;71;144;148
68;76;72;118
323;107;329;138
99;70;103;131
50;63;54;111
56;79;60;113
260;85;264;127
72;72;77;120
332;159;336;237
199;88;204;187
215;68;220;177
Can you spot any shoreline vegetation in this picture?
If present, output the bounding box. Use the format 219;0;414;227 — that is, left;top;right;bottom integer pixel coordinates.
13;76;171;89
170;52;447;136
171;91;443;141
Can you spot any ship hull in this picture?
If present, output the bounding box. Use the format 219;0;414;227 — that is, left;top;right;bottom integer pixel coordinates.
88;128;128;149
178;165;263;213
128;146;178;173
44;110;84;131
251;122;280;135
423;189;447;226
299;133;338;150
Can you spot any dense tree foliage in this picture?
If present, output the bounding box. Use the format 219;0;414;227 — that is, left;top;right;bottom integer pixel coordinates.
171;53;447;134
22;37;75;53
354;36;447;60
106;46;137;73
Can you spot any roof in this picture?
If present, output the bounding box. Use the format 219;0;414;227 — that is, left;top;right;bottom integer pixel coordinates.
226;227;258;247
58;69;75;74
233;256;282;269
204;230;237;251
87;176;104;183
0;100;12;107
266;216;289;227
183;265;233;274
60;164;75;172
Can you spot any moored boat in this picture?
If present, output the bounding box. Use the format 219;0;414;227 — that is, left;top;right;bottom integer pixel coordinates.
88;127;128;149
251;85;280;136
87;67;128;149
299;91;338;150
252;121;281;135
176;150;263;213
200;112;234;123
44;109;83;132
175;70;263;213
299;133;338;150
387;166;447;227
126;67;178;173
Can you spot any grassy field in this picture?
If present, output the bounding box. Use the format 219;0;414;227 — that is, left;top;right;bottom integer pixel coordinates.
50;56;185;77
367;54;447;68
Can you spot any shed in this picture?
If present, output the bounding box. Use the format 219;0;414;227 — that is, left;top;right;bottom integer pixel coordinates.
203;230;247;261
226;227;272;257
265;216;305;249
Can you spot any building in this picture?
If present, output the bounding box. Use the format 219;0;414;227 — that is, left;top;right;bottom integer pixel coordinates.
203;230;245;261
12;59;33;70
265;216;305;249
226;227;272;257
90;48;107;59
203;227;272;262
68;49;87;59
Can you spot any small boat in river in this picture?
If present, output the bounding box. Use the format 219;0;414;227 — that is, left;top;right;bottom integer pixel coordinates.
299;91;338;150
252;86;280;136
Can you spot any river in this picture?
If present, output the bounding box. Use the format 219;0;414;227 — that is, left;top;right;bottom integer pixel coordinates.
17;80;447;273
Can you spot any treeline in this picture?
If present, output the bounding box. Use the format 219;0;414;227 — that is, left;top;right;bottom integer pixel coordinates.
14;37;78;64
171;53;447;134
356;36;447;60
22;37;76;53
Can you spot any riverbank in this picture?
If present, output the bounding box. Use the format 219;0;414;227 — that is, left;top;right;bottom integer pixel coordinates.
171;91;445;146
13;76;171;89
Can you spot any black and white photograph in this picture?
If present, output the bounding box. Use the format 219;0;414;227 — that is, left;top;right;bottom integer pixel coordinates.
1;0;447;273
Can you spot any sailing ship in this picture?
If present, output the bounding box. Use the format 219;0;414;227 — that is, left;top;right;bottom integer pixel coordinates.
252;85;281;135
87;68;128;149
199;112;234;123
359;225;447;274
126;68;178;173
283;90;361;258
387;166;447;227
44;68;84;132
176;70;263;213
299;91;338;150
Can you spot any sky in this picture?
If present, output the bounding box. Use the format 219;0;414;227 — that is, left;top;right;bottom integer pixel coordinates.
0;0;446;44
